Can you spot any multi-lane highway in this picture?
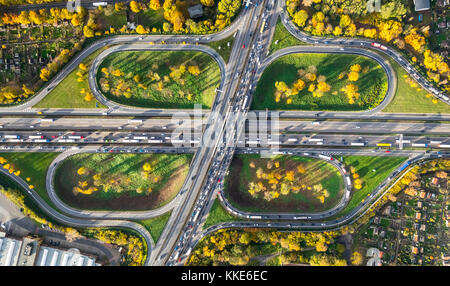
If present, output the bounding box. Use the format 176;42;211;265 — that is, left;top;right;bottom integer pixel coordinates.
0;0;448;267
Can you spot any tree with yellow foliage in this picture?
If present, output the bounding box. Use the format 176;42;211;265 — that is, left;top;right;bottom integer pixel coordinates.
136;25;148;34
317;81;331;92
149;0;161;10
333;26;342;36
129;0;142;13
77;167;88;176
339;14;351;28
40;67;51;81
84;92;94;102
188;65;201;76
293;9;308;27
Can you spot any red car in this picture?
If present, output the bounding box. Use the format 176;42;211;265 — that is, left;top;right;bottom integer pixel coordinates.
242;44;245;48
385;150;391;153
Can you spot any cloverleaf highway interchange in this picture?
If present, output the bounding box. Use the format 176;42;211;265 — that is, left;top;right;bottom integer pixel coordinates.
0;0;448;268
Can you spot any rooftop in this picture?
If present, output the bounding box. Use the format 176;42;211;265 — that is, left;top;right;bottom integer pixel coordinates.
414;0;431;11
188;4;204;19
35;247;99;266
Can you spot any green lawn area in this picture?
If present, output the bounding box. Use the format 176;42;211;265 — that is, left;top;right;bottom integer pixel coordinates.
203;199;240;229
269;18;308;54
381;56;449;114
0;152;59;208
96;50;221;109
225;154;345;213
53;153;192;211
34;48;107;109
134;9;165;30
207;35;235;64
252;53;388;111
138;211;171;243
96;9;127;31
337;156;408;216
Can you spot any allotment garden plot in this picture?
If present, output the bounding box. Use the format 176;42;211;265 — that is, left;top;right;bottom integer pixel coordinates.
225;155;345;213
96;50;221;109
54;153;192;211
252;53;388;111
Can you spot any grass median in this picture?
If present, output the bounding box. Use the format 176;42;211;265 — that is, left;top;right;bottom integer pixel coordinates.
224;154;344;213
0;152;59;209
96;50;221;109
252;53;388;111
34;48;107;109
53;153;192;211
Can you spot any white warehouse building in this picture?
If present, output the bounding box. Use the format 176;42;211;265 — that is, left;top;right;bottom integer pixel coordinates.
35;247;100;266
0;236;22;266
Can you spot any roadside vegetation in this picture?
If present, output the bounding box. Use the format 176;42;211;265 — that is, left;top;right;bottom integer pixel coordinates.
0;176;146;266
286;0;449;95
203;199;240;229
96;50;220;109
187;227;349;266
225;154;344;213
252;53;388;111
96;0;242;35
381;56;450;113
206;35;235;63
0;152;59;208
337;155;408;216
0;0;242;106
53;153;192;211
34;48;107;109
349;158;449;266
268;18;308;54
138;211;172;243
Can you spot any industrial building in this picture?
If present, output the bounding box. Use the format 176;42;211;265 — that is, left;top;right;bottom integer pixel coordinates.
0;231;99;266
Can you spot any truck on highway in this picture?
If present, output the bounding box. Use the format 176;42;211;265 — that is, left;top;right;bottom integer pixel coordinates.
293;216;308;220
40;118;54;123
250;215;262;219
128;119;143;123
411;143;427;147
346;176;351;186
242;95;249;111
192;210;200;222
376;143;392;147
29;135;44;139
287;138;298;142
148;139;163;143
308;138;323;142
93;2;107;6
438;144;450;148
68;135;84;139
260;19;266;34
33;139;50;143
133;136;148;140
185;248;193;258
4;135;20;139
350;142;365;146
318;154;332;161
